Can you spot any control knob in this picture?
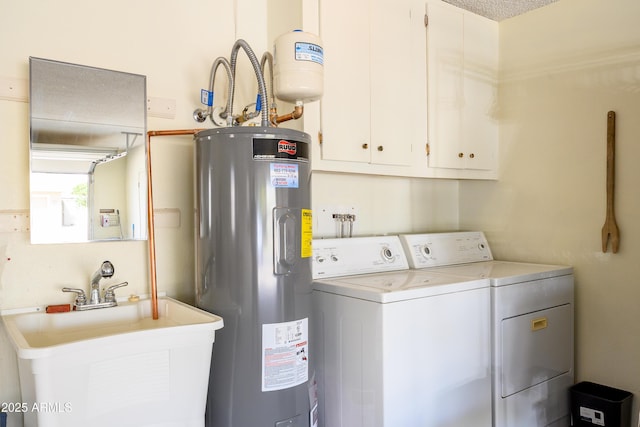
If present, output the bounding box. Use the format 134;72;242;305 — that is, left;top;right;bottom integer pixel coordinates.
420;245;431;259
381;246;395;262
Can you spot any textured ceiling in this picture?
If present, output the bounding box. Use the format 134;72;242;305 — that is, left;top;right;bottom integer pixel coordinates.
443;0;559;21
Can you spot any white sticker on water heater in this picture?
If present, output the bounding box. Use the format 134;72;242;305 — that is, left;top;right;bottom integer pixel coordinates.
261;318;309;392
270;163;299;188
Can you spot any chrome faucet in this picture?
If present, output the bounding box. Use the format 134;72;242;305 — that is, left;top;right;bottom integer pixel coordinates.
62;261;128;311
90;260;114;304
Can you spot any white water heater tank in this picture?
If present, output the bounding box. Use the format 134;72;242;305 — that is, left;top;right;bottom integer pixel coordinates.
273;30;324;103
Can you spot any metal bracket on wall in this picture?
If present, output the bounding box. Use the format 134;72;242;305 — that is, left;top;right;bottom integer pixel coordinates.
0;210;29;232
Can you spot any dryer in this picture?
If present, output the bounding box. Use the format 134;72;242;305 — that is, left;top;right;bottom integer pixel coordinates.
399;231;574;427
312;236;492;427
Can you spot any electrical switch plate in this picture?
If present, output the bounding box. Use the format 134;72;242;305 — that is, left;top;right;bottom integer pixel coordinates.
147;97;176;119
0;77;28;102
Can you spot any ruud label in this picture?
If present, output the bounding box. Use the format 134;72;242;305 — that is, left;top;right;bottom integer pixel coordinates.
253;138;309;161
278;140;297;155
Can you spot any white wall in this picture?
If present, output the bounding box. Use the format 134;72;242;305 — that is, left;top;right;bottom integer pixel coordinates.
460;0;640;422
312;172;458;237
0;1;458;425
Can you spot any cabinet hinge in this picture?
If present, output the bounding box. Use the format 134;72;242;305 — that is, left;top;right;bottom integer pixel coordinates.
424;14;428;27
425;143;430;156
318;131;323;145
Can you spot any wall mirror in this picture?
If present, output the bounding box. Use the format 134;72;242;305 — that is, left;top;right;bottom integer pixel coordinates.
29;57;148;244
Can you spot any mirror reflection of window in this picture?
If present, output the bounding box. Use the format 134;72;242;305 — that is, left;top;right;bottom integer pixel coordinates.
31;173;89;243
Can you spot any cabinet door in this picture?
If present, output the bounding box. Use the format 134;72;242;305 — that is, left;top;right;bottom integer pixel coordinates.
426;1;497;172
369;0;414;166
426;0;464;169
319;0;371;164
462;11;498;171
319;0;415;167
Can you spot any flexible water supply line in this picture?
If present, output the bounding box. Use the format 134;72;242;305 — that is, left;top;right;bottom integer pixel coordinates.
194;57;234;126
228;39;270;127
260;52;277;123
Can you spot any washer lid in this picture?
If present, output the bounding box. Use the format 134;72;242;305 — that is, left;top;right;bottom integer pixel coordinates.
313;270;489;303
428;261;573;286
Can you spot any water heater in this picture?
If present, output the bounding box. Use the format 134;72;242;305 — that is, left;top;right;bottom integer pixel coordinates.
195;126;316;427
273;30;324;104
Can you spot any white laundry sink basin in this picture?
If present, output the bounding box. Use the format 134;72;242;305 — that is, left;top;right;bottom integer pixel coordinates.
2;296;223;427
3;296;223;357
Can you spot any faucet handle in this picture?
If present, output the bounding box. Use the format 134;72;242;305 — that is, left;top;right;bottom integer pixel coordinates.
62;287;88;306
104;282;128;303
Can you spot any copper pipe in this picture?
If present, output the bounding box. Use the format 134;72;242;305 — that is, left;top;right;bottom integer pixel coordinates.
146;129;204;319
272;104;304;126
269;107;278;126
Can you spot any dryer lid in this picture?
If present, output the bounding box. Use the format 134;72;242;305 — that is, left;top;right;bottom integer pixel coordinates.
429;261;573;286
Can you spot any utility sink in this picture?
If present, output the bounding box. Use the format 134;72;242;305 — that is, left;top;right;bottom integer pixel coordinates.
2;296;223;427
3;296;223;358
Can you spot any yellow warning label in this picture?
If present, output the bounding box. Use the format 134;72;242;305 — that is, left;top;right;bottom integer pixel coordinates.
301;209;313;258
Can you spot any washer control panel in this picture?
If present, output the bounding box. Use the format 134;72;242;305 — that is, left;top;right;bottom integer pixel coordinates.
312;236;409;279
399;231;493;269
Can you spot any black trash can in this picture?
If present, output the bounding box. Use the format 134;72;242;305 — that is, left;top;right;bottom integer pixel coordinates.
570;381;633;426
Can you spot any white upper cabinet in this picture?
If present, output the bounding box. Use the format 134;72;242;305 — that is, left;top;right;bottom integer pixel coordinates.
301;0;498;179
425;0;499;177
304;0;422;175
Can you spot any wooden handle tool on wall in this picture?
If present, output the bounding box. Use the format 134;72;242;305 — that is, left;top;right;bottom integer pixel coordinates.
601;110;620;253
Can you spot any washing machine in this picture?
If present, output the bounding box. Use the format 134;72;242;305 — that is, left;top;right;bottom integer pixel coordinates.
312;235;492;427
399;231;574;427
